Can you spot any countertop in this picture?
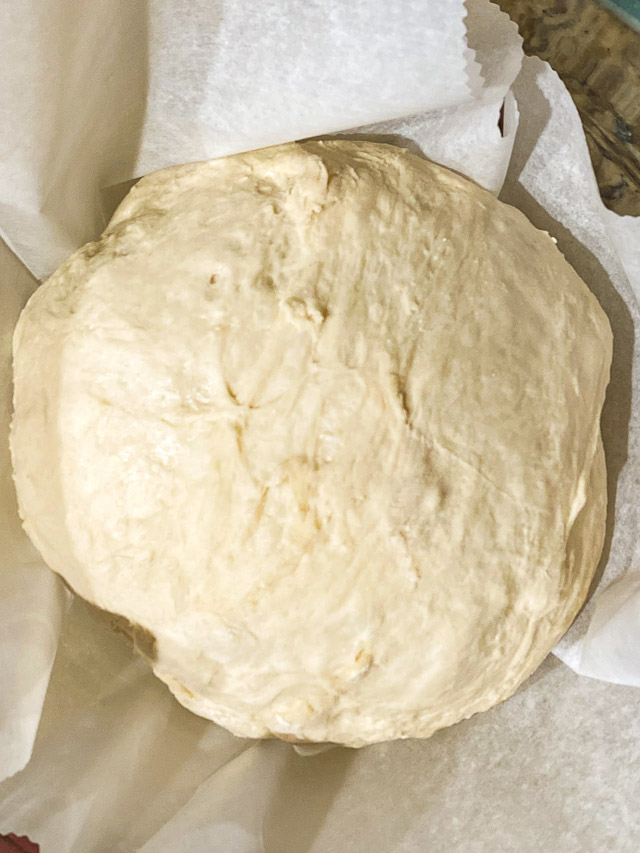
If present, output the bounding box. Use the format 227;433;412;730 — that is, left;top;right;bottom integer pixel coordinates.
497;0;640;215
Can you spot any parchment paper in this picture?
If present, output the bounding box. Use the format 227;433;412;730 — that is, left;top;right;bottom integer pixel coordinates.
1;2;639;851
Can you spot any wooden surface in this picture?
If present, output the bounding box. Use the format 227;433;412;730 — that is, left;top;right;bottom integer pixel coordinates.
0;835;39;853
496;0;640;215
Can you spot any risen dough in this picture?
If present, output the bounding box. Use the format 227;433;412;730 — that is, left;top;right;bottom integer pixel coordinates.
11;141;612;746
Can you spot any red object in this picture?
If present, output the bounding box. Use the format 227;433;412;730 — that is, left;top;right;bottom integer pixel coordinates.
0;835;39;853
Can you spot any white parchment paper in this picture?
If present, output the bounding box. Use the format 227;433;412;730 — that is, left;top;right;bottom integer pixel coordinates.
1;2;640;850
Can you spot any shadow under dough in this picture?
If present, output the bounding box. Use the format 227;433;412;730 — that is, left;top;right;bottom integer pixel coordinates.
262;745;357;853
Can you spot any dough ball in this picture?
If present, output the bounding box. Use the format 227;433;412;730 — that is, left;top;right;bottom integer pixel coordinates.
11;141;612;746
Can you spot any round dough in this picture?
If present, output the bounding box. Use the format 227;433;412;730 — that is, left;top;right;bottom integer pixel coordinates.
11;141;612;747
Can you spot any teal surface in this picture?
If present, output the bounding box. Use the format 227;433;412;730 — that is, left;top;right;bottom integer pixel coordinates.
599;0;640;30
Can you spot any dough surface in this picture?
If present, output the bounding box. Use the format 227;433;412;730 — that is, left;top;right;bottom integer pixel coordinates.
11;141;612;746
